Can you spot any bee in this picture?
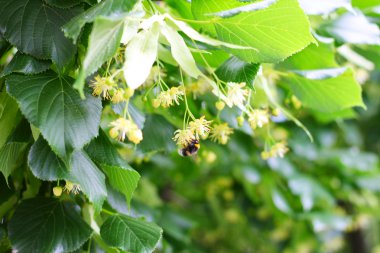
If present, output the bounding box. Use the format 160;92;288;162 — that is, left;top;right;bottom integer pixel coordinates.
179;139;200;157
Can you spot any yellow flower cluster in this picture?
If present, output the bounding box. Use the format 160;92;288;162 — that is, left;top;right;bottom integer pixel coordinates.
210;123;234;145
225;82;249;107
153;86;185;108
261;142;289;160
247;109;270;129
109;117;143;144
173;116;212;147
90;75;134;103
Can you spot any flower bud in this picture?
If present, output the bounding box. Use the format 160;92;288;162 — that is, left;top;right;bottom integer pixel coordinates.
237;116;245;126
53;186;63;197
215;101;225;111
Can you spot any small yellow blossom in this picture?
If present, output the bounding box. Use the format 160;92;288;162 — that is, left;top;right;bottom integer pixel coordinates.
210;123;233;144
90;75;116;99
291;95;302;109
261;142;289;160
225;82;249;107
127;127;143;144
187;77;211;98
53;186;63;197
109;118;134;141
109;117;143;143
173;129;195;147
155;86;185;108
237;115;245;126
111;88;125;103
64;181;81;194
215;101;225;111
248;109;270;129
189;116;212;138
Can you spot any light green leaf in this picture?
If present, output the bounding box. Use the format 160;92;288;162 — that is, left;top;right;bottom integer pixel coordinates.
28;137;107;213
123;23;160;89
0;92;22;148
319;12;380;45
102;165;140;205
1;52;51;77
6;72;102;158
74;18;124;98
281;68;365;113
63;0;139;41
278;36;339;70
0;143;28;184
0;0;81;68
8;198;92;253
215;56;260;88
100;214;162;253
192;0;315;63
160;23;202;78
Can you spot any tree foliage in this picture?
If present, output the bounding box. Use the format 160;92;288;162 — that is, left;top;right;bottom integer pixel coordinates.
0;0;380;252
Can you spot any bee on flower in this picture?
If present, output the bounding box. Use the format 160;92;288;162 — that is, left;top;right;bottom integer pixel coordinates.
189;116;212;139
90;75;116;99
261;142;289;160
210;123;233;145
225;82;249;107
248;109;270;129
173;129;195;147
109;117;143;144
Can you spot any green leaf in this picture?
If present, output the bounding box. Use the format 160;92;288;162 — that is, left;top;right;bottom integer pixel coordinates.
123;23;160;89
139;114;176;153
86;130;140;205
319;12;380;45
45;0;84;8
69;150;107;213
0;52;51;77
74;18;124;98
192;0;315;63
160;23;202;78
0;143;28;184
281;68;365;113
215;56;260;88
100;214;162;253
352;0;380;9
63;0;139;41
0;0;81;68
28;137;69;181
8;198;92;253
6;72;101;158
0;92;22;148
28;137;107;213
278;36;339;70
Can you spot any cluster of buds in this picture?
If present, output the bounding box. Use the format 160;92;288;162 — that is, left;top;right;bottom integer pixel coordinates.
109;117;143;144
90;75;134;103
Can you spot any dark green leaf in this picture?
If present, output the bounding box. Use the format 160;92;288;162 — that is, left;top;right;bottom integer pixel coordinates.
63;0;139;41
139;114;176;153
0;142;28;184
74;18;124;98
45;0;84;8
100;214;162;253
8;198;92;253
0;0;81;68
28;137;107;213
6;72;101;158
1;52;51;77
28;137;69;181
215;56;260;88
0;92;22;148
